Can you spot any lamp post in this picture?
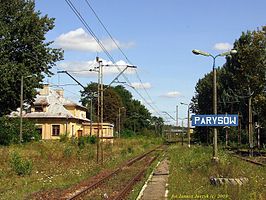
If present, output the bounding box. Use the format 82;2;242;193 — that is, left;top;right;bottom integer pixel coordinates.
180;102;191;147
20;75;33;143
192;49;237;160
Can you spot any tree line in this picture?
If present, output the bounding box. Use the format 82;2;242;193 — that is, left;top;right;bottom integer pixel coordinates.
80;83;164;137
191;26;266;148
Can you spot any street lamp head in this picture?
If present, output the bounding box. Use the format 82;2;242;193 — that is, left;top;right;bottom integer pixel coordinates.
219;49;237;57
219;51;231;57
230;49;237;55
192;49;211;57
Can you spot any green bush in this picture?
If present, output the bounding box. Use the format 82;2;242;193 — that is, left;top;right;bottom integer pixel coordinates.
77;137;86;149
127;146;134;154
88;136;97;144
60;132;69;142
87;148;95;160
9;152;32;176
77;136;97;147
63;146;73;158
0;116;40;145
121;129;135;138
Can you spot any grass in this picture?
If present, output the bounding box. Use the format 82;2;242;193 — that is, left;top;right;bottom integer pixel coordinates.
168;144;266;200
0;136;162;200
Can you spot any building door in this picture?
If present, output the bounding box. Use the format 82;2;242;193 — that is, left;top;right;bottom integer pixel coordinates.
78;130;82;137
36;128;42;138
36;125;43;139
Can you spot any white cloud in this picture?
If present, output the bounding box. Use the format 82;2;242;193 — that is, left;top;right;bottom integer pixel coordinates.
213;42;233;51
58;58;136;77
55;28;134;52
161;91;182;98
131;82;152;89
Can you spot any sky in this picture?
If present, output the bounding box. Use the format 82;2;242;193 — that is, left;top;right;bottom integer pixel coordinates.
35;0;266;125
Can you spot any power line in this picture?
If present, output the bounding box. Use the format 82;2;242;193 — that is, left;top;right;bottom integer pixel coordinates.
65;0;163;117
48;81;81;99
84;0;132;64
83;0;163;117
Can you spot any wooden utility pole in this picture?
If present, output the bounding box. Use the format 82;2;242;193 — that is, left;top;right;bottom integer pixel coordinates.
176;105;178;128
248;88;253;156
20;75;24;144
187;107;190;148
181;120;184;146
225;127;229;147
257;124;261;149
238;112;241;145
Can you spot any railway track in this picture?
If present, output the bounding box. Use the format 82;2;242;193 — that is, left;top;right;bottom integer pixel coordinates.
63;145;165;200
227;150;266;167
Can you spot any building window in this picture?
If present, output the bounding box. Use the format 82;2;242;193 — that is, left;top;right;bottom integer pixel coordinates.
52;125;60;136
35;106;43;112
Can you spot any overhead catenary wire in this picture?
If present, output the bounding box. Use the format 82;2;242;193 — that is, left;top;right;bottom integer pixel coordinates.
65;0;163;117
83;0;163;117
48;81;82;99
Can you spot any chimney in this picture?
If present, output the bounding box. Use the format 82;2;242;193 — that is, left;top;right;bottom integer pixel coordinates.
40;84;49;95
55;89;64;97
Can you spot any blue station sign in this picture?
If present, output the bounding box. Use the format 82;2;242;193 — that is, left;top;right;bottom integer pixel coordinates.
192;114;238;127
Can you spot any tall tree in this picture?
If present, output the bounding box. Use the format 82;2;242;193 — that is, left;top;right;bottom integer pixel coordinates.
81;83;155;134
224;27;266;125
0;0;63;115
80;83;123;125
191;26;266;145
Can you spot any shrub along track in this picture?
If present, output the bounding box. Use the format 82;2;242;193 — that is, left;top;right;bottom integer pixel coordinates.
31;145;165;200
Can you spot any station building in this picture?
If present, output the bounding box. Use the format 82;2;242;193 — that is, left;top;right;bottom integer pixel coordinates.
10;85;114;141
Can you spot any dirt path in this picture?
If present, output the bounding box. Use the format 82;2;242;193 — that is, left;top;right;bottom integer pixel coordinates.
137;158;169;200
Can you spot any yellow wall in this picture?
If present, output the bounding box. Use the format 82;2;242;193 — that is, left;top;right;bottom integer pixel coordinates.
32;119;114;143
33;118;84;139
83;123;114;138
64;106;87;120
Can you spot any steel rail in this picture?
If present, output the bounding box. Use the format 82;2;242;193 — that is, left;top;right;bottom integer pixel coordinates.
66;145;163;200
112;155;159;200
227;150;265;167
232;154;265;167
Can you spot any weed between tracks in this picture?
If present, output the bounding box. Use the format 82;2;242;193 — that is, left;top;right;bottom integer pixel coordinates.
168;144;266;200
0;137;162;200
85;160;147;199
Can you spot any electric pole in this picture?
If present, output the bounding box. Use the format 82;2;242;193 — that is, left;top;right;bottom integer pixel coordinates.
187;107;190;148
90;98;93;136
118;107;121;138
238;112;241;145
96;57;101;164
176;105;178;128
100;58;104;164
248;87;253;156
20;75;24;144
